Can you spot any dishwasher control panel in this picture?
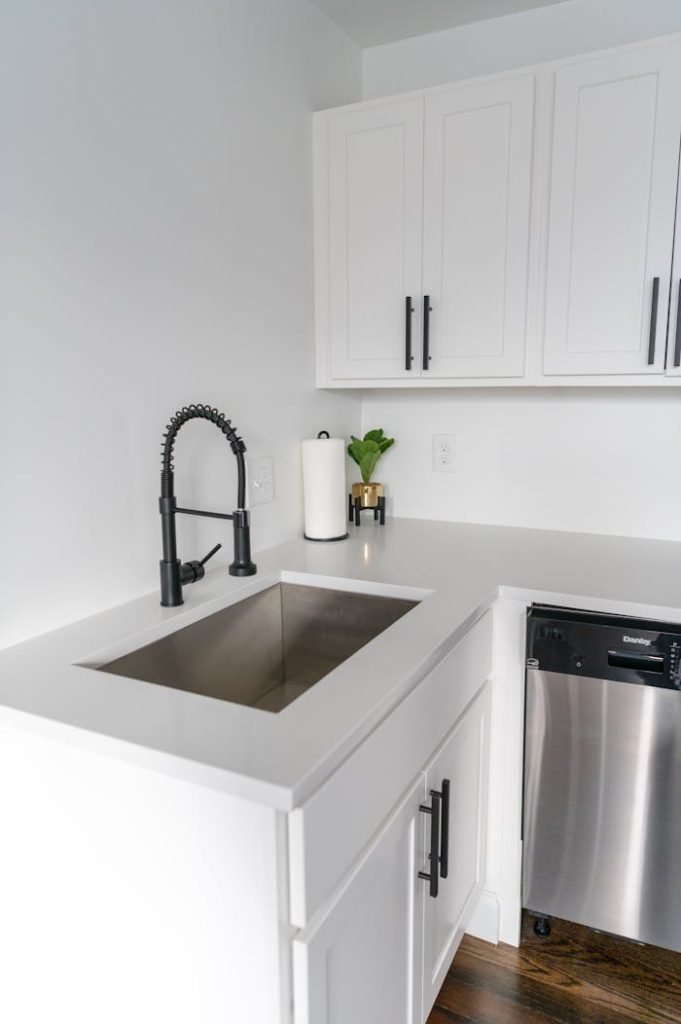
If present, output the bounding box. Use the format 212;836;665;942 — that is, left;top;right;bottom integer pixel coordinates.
527;605;681;690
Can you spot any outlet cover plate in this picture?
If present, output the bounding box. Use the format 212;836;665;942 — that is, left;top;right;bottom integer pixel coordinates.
248;455;274;505
432;434;456;473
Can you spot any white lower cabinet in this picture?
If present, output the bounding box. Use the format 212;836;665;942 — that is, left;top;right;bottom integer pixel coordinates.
422;686;490;1017
292;777;426;1024
292;675;491;1024
2;613;494;1024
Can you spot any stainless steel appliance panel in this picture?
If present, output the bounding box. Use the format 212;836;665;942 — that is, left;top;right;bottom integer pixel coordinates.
524;664;681;952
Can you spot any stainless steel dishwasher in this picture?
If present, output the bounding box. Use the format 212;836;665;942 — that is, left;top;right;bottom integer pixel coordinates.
523;604;681;953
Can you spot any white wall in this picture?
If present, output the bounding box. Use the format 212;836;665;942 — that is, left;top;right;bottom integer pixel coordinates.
363;0;681;97
359;0;681;544
1;0;362;649
361;389;681;542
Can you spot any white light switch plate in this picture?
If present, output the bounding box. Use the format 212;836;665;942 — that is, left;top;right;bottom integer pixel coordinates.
432;434;456;473
248;455;274;505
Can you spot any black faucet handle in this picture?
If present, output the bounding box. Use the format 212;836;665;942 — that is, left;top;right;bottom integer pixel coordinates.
180;543;222;586
200;543;222;566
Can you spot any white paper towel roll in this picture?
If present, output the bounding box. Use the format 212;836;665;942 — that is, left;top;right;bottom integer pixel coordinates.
302;433;348;541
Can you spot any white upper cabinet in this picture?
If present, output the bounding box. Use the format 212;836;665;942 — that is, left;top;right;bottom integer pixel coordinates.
321;99;424;380
315;36;681;387
543;43;681;376
422;76;534;378
666;159;681;378
315;76;534;384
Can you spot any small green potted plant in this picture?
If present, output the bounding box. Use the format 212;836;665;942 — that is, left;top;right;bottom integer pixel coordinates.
347;429;395;509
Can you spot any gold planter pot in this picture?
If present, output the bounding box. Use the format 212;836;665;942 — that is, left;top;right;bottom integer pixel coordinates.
351;482;383;508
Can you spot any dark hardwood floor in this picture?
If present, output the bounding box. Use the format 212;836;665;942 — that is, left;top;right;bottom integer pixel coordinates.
427;913;681;1024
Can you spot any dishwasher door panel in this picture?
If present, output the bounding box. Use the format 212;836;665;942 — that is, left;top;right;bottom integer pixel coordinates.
523;668;681;951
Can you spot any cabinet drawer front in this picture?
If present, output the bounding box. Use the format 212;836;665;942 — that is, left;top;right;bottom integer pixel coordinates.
289;611;492;927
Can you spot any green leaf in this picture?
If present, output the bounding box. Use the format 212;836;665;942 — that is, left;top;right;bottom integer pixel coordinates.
364;429;385;443
378;438;394;454
359;452;380;483
362;439;380;454
347;440;363;466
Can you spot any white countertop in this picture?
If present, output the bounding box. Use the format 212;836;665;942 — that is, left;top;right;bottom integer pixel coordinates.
1;518;680;809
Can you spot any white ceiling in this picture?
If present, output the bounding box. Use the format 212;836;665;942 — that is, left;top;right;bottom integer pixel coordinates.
309;0;570;47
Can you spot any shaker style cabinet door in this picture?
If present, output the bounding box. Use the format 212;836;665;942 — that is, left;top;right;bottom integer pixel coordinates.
666;157;681;377
422;77;535;378
543;42;681;376
421;686;490;1020
323;99;424;380
292;776;426;1024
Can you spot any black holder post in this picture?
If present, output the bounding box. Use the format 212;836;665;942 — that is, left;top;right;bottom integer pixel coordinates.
349;493;386;527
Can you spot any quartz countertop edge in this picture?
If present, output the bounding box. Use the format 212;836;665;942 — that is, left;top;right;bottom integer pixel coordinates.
1;518;680;811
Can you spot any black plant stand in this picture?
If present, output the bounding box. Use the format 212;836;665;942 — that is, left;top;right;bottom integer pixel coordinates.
349;494;386;527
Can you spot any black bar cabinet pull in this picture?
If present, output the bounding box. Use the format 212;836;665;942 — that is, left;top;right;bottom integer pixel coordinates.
405;296;414;371
423;295;432;371
439;779;450;879
648;277;660;366
418;789;441;898
674;281;681;369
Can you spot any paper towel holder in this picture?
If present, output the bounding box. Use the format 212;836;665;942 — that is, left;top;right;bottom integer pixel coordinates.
303;431;349;543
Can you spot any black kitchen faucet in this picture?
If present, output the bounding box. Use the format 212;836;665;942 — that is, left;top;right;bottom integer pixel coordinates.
158;403;256;606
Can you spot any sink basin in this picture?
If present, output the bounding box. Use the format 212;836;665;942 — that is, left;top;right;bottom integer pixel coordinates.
98;582;419;713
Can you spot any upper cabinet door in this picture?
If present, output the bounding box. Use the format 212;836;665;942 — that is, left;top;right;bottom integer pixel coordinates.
422;76;535;379
666;151;681;377
543;43;681;376
324;99;424;380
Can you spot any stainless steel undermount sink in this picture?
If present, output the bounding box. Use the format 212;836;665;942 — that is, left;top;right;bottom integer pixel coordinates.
98;583;419;713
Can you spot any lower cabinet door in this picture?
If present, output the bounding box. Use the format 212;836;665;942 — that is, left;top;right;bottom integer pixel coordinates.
292;776;426;1024
421;685;491;1018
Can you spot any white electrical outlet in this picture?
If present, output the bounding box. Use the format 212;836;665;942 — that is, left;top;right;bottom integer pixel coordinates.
432;434;456;473
248;455;274;505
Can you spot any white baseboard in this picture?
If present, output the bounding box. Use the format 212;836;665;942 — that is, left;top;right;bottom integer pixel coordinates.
465;889;500;944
